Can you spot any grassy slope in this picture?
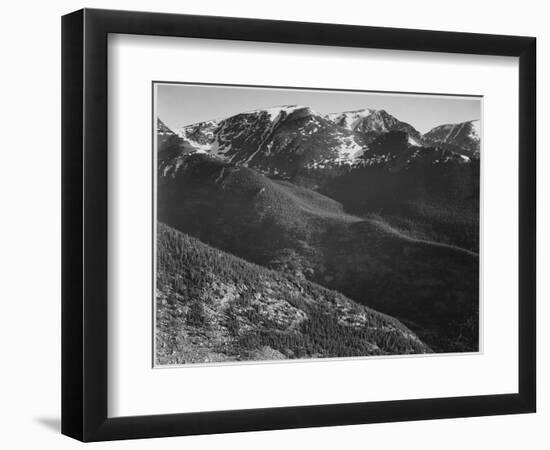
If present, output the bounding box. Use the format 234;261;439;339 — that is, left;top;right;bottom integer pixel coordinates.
158;155;479;353
156;223;430;365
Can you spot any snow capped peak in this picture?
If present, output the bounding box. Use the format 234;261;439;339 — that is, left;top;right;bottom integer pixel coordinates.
174;120;220;153
327;108;375;118
469;119;480;140
244;105;314;121
424;119;480;139
325;108;376;130
421;119;481;157
175;120;218;135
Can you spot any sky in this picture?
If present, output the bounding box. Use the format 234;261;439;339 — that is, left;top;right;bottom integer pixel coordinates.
156;83;481;134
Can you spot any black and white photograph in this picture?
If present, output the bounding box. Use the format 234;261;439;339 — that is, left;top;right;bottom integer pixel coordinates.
154;83;481;365
0;0;543;447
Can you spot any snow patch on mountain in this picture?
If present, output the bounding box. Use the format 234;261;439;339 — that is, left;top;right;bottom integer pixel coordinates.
469;119;480;140
334;136;365;162
408;135;421;146
251;105;307;121
325;108;375;130
175;120;219;153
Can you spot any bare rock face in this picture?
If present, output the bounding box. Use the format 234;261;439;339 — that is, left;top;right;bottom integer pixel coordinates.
172;106;369;176
327;108;422;144
422;120;480;157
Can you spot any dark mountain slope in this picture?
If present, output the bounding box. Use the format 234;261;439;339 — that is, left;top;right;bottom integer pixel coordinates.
318;218;478;352
156;223;430;365
295;131;480;251
158;155;479;352
319;164;480;253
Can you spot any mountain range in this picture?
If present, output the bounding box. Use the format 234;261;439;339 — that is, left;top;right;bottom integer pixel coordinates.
158;106;479;173
156;104;480;364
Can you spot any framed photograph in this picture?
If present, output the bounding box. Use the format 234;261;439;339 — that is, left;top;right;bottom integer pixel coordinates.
62;8;536;442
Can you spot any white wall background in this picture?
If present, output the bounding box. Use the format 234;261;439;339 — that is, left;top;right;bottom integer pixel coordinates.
0;0;546;448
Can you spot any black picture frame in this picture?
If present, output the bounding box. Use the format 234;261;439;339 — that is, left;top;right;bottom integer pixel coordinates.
61;8;536;442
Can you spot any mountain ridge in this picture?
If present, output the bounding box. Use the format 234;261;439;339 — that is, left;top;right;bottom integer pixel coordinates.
422;119;480;156
158;106;480;174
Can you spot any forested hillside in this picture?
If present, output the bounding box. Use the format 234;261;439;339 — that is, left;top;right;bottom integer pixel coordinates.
156;223;431;365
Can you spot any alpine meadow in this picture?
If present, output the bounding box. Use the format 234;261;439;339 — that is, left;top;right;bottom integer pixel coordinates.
154;84;481;366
